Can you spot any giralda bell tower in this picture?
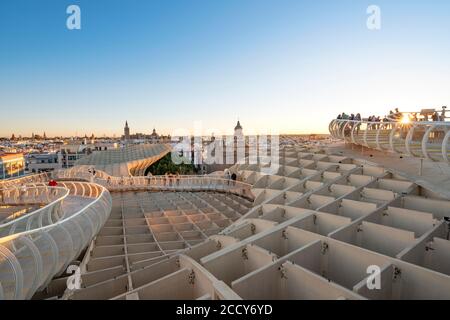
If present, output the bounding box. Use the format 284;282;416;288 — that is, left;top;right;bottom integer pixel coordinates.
124;121;130;141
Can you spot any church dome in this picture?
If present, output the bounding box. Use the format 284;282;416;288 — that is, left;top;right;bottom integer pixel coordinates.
234;121;243;130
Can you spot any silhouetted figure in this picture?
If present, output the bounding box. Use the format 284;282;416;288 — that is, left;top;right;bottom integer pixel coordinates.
441;106;447;121
432;112;439;122
231;173;237;186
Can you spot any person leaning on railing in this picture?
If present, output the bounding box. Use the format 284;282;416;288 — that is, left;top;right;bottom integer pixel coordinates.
354;113;362;134
394;108;402;121
19;185;27;203
441;106;447;121
231;173;237;187
432;112;441;122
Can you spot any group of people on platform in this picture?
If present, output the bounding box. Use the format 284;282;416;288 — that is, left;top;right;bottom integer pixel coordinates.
224;169;238;186
161;173;182;187
337;106;447;124
336;107;449;140
337;109;398;123
336;113;362;121
428;110;446;122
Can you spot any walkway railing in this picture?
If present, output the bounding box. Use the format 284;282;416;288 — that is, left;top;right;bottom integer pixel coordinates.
329;118;450;163
54;168;255;200
103;176;254;200
0;177;112;300
0;173;51;190
0;186;69;238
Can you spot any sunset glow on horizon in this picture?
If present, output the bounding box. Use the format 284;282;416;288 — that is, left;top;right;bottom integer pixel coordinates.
1;0;450;137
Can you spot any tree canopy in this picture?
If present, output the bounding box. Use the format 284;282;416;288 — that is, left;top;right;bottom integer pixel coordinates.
145;153;196;176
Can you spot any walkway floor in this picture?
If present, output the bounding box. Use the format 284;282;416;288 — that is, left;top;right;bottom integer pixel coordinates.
62;196;95;218
326;142;450;199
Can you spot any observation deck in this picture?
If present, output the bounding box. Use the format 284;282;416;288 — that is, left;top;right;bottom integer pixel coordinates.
0;168;254;300
329;111;450;163
3;139;450;300
60;147;450;300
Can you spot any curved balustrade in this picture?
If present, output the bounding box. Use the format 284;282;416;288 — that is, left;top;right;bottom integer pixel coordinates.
103;176;255;200
0;186;69;238
0;173;51;190
54;167;256;200
0;185;67;206
329;119;450;163
0;177;112;300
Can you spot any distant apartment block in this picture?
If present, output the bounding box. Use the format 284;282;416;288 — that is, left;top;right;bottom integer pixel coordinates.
0;152;25;180
26;153;61;173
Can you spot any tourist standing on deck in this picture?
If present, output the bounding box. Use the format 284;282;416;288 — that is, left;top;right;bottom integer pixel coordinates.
355;113;362;134
441;107;447;121
432;112;440;122
231;173;237;187
224;169;231;186
394;108;402;121
20;185;27;203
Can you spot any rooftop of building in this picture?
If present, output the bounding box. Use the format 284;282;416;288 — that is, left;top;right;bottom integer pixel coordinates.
57;144;450;300
74;143;172;176
3;120;450;300
0;152;24;160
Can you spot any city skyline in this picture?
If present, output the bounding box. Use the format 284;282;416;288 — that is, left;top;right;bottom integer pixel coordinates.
0;120;329;139
1;0;450;137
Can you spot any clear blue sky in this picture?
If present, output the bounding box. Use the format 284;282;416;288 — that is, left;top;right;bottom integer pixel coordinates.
1;0;450;137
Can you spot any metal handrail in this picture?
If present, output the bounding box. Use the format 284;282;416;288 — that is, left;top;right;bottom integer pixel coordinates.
0;182;109;242
0;173;51;190
54;167;255;200
0;174;112;300
101;176;255;200
0;186;69;233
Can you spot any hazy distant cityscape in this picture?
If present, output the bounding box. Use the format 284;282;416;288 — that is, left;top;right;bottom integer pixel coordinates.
0;119;330;180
